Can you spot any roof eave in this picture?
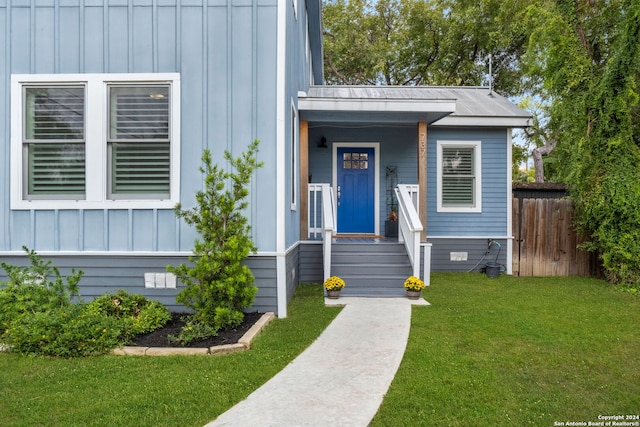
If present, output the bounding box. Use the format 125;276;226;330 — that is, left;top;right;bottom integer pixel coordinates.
433;115;533;128
298;98;457;114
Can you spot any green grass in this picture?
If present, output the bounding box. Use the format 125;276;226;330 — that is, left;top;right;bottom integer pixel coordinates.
0;284;341;427
3;276;639;427
372;273;640;426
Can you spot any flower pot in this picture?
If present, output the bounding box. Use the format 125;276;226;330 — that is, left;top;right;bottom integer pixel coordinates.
385;220;398;238
326;290;341;299
406;290;421;300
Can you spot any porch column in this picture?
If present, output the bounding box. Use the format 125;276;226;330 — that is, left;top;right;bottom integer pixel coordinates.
418;121;427;241
300;120;309;239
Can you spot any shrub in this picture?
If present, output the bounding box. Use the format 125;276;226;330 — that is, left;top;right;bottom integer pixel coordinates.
2;305;123;357
84;290;172;341
0;246;83;327
168;316;218;346
0;249;171;356
168;140;263;338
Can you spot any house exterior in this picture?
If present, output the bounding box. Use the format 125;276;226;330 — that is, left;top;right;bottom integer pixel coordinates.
0;0;531;317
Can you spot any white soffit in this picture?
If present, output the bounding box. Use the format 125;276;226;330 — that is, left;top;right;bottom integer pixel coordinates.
298;97;457;114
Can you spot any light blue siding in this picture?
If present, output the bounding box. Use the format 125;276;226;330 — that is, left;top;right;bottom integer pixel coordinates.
0;5;6;251
59;210;81;250
285;0;309;248
0;0;282;253
0;0;313;315
427;128;509;236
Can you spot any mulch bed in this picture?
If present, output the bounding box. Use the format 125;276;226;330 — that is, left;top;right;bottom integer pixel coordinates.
130;312;264;348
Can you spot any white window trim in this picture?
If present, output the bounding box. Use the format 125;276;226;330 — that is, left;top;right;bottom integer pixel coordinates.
11;73;181;210
437;140;482;213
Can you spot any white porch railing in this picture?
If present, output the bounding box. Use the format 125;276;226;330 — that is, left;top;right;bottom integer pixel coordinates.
308;183;324;240
308;183;335;281
395;184;431;284
321;184;336;281
308;183;430;285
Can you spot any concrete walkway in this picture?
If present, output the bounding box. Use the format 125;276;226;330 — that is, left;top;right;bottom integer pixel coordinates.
206;296;429;427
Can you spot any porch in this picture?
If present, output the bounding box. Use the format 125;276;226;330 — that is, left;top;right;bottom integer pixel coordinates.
306;183;431;297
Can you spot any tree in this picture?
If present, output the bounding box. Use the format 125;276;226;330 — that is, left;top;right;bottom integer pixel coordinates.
322;0;530;96
168;140;264;333
569;2;640;285
524;0;640;285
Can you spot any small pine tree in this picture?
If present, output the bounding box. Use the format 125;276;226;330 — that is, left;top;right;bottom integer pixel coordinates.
168;140;263;331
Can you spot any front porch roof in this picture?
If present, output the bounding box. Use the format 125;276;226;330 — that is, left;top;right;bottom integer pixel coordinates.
298;86;532;127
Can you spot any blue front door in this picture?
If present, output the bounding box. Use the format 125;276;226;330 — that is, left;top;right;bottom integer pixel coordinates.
337;147;375;233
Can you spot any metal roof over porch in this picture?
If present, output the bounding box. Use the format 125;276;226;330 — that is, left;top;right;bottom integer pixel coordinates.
298;85;532;127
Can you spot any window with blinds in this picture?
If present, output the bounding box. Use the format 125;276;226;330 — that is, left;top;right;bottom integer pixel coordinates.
12;73;179;209
442;147;474;206
23;86;86;197
437;141;482;212
108;86;170;198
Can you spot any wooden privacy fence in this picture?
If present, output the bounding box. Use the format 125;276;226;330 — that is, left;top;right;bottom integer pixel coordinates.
512;197;599;277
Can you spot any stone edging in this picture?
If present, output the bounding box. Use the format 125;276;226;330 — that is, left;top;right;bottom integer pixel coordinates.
111;312;276;356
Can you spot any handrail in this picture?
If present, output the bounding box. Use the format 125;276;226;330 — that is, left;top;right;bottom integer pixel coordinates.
395;184;423;278
307;183;324;239
320;184;335;281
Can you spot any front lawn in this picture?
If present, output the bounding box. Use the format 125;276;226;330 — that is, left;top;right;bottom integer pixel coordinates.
2;275;638;426
0;284;341;427
372;273;640;426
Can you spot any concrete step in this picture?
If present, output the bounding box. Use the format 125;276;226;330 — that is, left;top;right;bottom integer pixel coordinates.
338;287;407;297
329;242;413;297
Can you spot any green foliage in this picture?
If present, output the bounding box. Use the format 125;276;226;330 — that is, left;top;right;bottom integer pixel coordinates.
167;316;218;346
2;305;123;357
521;0;640;287
0;249;170;356
168;140;263;336
323;0;529;95
0;285;341;427
565;3;640;287
84;290;172;341
0;246;83;326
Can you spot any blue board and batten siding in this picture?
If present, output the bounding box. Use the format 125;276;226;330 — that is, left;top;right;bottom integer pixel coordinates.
307;124;419;233
427;127;511;272
0;254;278;312
306;124;511;273
0;0;310;314
427;127;509;236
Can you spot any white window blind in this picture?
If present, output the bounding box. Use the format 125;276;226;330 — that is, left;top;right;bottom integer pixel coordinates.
24;86;86;197
108;86;170;197
437;141;482;213
442;147;474;206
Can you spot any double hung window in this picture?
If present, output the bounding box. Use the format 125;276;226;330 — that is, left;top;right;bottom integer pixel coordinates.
11;73;180;209
437;141;482;213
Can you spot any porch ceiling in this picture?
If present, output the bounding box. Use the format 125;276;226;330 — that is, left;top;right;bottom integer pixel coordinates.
298;85;533;127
